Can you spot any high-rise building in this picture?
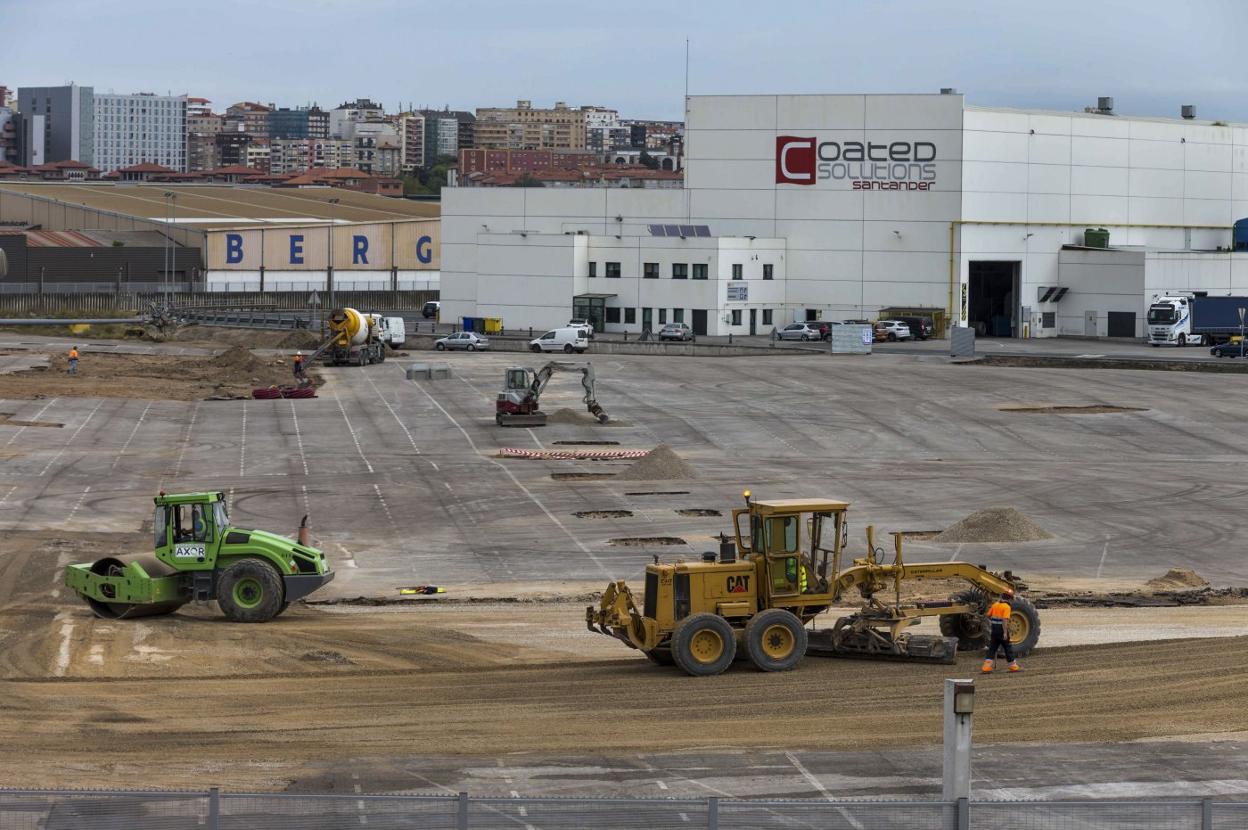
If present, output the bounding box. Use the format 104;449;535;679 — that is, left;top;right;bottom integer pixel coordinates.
214;131;252;167
330;98;384;139
0;106;18;164
187;97;222;172
224;102;272;138
16;84;94;167
398;112;425;172
270;138;310;174
308;106;329;140
474;100;587;151
93;92;187;173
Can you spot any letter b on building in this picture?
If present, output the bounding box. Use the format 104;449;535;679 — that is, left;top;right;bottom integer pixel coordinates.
226;233;244;264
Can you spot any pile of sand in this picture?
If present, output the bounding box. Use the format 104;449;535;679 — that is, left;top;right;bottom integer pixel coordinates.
211;346;274;378
932;507;1053;544
1146;568;1210;590
617;445;696;481
545;408;596;425
277;330;322;350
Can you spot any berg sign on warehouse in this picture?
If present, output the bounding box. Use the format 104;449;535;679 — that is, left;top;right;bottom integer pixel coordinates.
775;136;938;189
205;220;440;271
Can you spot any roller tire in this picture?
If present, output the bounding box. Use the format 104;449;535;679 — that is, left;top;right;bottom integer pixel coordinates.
744;609;808;672
939;588;991;651
217;557;285;623
671;613;737;677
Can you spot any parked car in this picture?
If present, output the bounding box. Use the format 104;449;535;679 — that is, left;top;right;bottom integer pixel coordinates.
811;321;842;341
842;318;871;325
659;322;696;342
1211;340;1248;358
778;323;823;342
434;331;489;351
531;327;589;354
568;318;595;339
422;301;440;319
895;316;934;341
874;320;912;341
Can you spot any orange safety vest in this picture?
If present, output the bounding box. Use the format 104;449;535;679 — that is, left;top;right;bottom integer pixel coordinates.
293;354;304;365
68;348;79;360
987;600;1012;627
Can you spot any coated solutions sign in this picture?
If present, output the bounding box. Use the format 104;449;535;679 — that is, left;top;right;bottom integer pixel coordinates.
775;136;937;190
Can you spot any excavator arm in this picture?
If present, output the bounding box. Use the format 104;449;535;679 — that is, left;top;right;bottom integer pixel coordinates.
527;362;609;423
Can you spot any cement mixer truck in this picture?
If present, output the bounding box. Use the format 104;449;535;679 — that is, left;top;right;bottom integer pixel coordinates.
317;307;387;366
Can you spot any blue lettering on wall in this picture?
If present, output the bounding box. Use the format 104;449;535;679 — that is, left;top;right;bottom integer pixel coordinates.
352;235;369;265
289;235;304;265
416;235;433;264
226;233;244;264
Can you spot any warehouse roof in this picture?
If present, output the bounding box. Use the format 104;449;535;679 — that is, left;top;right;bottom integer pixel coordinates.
0;181;439;229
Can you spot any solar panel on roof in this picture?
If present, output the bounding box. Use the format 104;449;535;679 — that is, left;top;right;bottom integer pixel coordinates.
678;225;696;237
663;224;680;236
648;224;665;236
694;225;711;237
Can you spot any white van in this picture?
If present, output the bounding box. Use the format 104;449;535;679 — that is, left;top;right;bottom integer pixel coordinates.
367;314;407;348
530;327;589;354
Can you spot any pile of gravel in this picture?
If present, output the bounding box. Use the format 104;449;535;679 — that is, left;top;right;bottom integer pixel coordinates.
545;408;596;424
932;507;1053;544
617;445;695;481
1146;568;1209;590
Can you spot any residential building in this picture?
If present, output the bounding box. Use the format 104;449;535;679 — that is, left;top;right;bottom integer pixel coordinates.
16;84;94;167
93;92;187;173
0;87;13;108
224;102;271;138
330;98;384;139
308;106;329;139
399;112;425;172
0;106;17;164
244;140;270;172
350;120;401;176
458;148;599;176
461;165;682;189
584;107;632;152
187;98;223;172
311;138;354;170
270;138;311;174
474;100;587;150
268;106;328;140
214;131;252;168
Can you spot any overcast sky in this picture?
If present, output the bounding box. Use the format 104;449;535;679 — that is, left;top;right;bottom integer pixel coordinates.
5;0;1245;122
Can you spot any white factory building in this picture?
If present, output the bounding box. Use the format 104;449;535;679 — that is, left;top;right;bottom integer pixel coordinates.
442;93;1248;338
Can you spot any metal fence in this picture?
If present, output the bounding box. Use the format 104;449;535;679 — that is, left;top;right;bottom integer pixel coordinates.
0;790;1241;830
0;288;436;315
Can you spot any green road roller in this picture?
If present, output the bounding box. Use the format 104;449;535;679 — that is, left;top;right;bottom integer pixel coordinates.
63;491;334;623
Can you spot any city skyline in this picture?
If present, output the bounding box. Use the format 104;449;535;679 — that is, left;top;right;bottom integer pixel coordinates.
5;0;1247;123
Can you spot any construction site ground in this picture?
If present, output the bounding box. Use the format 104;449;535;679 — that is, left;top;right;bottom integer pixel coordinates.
1;333;1247;797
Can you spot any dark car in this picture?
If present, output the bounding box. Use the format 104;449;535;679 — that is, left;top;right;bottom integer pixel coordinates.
1211;340;1248;358
895;316;934;341
422;301;440;319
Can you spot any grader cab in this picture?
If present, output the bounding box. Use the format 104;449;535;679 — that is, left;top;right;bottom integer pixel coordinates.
587;494;1041;676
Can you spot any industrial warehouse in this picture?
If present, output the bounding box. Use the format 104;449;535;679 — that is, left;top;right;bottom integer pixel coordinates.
443;92;1248;338
0;182;440;292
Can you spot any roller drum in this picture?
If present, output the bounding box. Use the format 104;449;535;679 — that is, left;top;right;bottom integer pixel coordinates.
84;554;185;620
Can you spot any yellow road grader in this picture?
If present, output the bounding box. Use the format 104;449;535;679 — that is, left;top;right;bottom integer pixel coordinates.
587;494;1041;676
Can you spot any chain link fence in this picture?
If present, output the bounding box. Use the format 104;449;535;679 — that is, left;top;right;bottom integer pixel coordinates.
0;790;1242;830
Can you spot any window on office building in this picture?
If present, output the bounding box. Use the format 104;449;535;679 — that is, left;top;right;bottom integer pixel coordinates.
644;262;659;279
732;264;743;280
588;262;597;278
763;264;773;280
673;308;684;324
606;307;621;324
731;310;742;326
672;263;688;279
658;309;667;325
624;308;636;324
606;261;621;278
692;263;707;280
762;309;773;326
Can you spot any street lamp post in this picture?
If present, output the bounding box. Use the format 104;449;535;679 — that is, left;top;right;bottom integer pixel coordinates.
163;191;177;302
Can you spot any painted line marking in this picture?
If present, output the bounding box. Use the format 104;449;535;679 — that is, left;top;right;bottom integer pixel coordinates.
785;751;864;830
289;400;309;475
39;399;104;477
0;484;18;510
948;543;964;563
372;483;398;532
170;401;200;483
111;401;152;471
66;485;92;523
2;398;58;448
656;780;669;791
334;388;374;474
363;369;421;454
410;375;611;578
1096;537;1110;578
53;611;74;677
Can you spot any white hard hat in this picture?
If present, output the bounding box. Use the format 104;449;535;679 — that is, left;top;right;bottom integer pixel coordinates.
296;350;303;355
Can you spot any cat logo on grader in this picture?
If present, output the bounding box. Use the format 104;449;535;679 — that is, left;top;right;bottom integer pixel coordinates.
726;575;750;593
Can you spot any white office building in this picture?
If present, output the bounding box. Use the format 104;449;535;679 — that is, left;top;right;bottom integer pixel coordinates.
442;93;1248;338
93;92;187;173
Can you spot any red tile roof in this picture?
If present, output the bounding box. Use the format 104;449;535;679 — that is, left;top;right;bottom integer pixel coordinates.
118;162;176;173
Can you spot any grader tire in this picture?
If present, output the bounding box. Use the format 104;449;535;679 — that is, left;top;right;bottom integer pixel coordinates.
939;589;991;651
644;648;676;666
1006;595;1042;657
671;613;737;677
217;558;285;623
744;609;808;672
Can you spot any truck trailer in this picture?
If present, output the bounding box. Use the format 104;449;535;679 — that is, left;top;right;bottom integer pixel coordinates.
1148;294;1248;347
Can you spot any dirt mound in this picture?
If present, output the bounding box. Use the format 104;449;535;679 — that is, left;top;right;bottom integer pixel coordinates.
617;445;696;481
932;506;1053;543
277;330;322;350
1147;568;1210;590
211;345;272;375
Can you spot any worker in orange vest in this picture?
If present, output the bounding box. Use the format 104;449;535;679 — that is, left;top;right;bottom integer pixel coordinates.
982;589;1021;673
292;351;306;380
67;346;79;375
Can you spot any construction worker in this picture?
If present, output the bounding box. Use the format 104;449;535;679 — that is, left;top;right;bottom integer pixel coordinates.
67;345;79;375
982;589;1021;673
292;350;306;381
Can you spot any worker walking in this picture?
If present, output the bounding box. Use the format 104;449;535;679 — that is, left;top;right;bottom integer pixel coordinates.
67;345;79;375
982;589;1021;673
292;351;306;381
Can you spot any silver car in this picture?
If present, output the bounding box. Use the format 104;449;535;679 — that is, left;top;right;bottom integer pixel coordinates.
434;331;490;351
778;323;822;341
659;322;696;342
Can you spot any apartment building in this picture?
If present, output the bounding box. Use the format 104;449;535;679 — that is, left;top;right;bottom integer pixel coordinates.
474;100;587;150
16;84;94;167
93;92;187;173
224;102;271;138
399;112;425;172
187;98;223;172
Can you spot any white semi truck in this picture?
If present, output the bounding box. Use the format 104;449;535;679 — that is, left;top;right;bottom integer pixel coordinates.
1148;294;1248;347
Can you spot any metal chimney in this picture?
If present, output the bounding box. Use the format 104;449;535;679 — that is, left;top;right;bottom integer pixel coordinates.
1097;97;1114;114
1181;105;1196;120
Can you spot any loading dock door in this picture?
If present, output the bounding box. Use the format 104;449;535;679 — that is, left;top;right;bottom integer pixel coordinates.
691;309;708;336
1107;311;1136;338
968;261;1020;337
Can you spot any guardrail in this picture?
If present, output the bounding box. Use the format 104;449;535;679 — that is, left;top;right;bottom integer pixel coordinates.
0;789;1237;829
